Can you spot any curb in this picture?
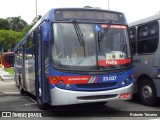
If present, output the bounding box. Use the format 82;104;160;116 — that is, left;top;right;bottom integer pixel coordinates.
0;74;14;81
0;92;20;96
0;68;14;81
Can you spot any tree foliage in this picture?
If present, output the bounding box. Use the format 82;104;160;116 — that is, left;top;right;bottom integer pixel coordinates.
0;18;10;30
0;15;42;51
0;16;28;51
0;30;22;51
7;16;28;32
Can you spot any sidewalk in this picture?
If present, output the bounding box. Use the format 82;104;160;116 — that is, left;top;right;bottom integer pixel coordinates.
0;67;14;81
0;68;19;94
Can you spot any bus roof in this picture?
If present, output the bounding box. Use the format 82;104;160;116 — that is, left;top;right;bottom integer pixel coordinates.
129;13;160;27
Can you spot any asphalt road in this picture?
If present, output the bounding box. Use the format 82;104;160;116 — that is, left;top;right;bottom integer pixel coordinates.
0;94;160;120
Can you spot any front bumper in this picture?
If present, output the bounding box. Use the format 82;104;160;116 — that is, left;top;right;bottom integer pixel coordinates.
49;83;133;106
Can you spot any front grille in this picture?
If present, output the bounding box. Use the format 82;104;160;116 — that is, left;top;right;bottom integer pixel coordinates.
76;82;117;89
77;94;118;100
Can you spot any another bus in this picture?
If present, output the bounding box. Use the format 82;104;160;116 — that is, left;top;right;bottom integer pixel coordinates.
1;52;14;68
14;8;134;109
129;14;160;106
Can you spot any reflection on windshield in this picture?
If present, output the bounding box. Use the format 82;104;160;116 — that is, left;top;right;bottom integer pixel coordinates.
97;24;131;67
53;23;96;68
52;23;131;71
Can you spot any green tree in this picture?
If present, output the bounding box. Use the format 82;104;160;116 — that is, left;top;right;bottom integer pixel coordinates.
22;25;32;36
7;16;28;32
0;30;23;51
0;15;42;51
0;18;10;30
22;15;42;35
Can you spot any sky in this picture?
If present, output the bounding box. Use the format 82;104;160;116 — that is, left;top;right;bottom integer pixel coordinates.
0;0;160;24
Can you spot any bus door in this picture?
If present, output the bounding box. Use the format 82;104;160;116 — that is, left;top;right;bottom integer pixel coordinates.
22;45;26;89
34;26;50;105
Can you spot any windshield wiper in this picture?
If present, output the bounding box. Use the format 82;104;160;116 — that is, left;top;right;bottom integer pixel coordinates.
97;20;112;51
72;19;85;46
72;19;86;57
122;43;127;52
99;20;112;42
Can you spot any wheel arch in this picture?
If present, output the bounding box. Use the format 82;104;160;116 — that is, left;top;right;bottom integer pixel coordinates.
137;74;152;85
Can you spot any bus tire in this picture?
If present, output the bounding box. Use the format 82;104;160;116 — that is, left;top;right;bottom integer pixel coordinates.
138;78;157;106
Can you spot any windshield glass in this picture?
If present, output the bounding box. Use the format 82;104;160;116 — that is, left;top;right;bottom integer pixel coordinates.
52;23;131;71
52;23;96;70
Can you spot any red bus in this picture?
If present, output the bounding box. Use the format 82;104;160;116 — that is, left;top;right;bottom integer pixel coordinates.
1;52;14;68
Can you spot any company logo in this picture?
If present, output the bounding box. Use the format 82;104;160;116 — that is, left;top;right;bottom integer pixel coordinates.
1;112;42;118
2;112;11;117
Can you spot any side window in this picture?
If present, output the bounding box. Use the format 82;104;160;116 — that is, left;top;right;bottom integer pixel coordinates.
16;46;23;66
129;27;136;55
137;21;159;54
17;46;22;58
26;34;34;60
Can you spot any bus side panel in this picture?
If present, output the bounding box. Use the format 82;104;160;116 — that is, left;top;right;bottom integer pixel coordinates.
14;53;19;86
133;45;160;97
22;45;27;90
153;79;160;97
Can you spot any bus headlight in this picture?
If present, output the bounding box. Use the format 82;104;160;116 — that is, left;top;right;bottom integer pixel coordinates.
121;81;126;85
59;80;64;84
66;84;70;89
121;77;132;86
126;78;130;81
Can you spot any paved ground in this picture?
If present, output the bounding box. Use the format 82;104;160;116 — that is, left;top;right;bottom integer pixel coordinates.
0;67;14;80
0;68;19;94
0;80;19;93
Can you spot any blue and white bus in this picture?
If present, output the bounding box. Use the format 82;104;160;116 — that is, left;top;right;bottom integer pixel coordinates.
14;8;134;109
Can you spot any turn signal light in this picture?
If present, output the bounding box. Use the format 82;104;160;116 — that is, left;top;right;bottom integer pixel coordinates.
49;76;57;84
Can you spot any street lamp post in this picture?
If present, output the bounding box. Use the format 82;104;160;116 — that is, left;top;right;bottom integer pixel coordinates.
35;0;38;18
108;0;109;10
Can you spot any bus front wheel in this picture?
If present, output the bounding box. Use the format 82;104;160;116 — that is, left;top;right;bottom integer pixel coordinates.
138;78;157;106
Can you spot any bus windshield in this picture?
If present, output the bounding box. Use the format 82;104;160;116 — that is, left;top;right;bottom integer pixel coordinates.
52;23;131;71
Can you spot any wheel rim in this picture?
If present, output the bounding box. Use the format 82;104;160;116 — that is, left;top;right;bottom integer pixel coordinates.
142;86;152;100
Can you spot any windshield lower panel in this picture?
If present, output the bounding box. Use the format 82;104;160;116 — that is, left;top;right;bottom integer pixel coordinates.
52;23;131;71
